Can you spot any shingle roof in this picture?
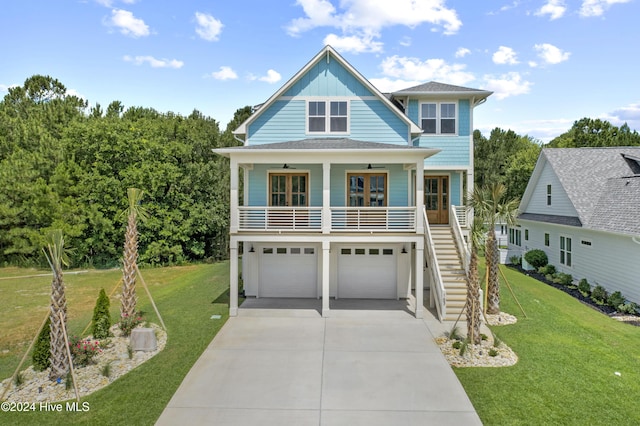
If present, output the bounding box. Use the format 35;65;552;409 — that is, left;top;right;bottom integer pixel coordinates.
235;138;429;150
393;81;491;94
518;213;582;227
541;147;640;236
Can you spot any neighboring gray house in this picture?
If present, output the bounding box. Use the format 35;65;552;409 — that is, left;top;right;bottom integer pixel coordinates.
509;147;640;303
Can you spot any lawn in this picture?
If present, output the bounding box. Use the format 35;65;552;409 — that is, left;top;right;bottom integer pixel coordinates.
0;262;231;425
457;264;640;425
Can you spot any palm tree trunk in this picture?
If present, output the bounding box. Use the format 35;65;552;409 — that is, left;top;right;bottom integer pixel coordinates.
49;266;69;380
486;231;501;314
466;251;482;345
121;212;138;318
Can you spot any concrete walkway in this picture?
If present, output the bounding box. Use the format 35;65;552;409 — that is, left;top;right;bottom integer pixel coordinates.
156;298;481;426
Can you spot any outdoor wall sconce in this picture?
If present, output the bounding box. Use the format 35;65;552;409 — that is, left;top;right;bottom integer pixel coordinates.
249;246;255;253
401;246;407;254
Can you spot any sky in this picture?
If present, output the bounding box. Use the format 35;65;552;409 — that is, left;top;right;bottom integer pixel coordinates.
1;0;639;142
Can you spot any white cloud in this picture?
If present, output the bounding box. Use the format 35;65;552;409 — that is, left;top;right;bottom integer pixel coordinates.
535;0;566;20
0;83;18;93
96;0;136;6
528;61;538;68
211;66;238;81
249;69;282;84
195;12;223;41
492;46;519;65
455;47;471;58
368;77;422;92
123;55;184;69
399;37;412;47
323;33;383;54
579;0;631;17
287;0;462;51
482;72;532;99
534;43;570;65
379;55;475;86
603;102;640;129
108;9;149;37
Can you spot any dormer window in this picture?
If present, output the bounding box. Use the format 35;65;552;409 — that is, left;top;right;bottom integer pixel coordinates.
420;102;456;135
308;100;348;134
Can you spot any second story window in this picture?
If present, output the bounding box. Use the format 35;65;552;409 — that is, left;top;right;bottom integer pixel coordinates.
308;101;348;134
421;102;456;135
547;184;552;205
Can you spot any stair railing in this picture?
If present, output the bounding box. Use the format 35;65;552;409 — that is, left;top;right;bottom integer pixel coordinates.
450;205;470;275
423;208;446;321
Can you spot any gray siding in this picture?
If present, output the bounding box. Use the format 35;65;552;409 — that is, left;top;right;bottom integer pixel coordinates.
525;162;578;216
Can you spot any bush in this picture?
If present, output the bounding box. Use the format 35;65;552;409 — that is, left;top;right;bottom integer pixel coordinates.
539;264;556;275
591;285;608;304
92;288;112;339
578;278;590;295
525;249;548;269
618;302;639;315
556;273;573;286
509;256;521;266
32;317;51;371
607;291;625;309
452;341;461;349
119;311;144;337
488;348;498;357
69;336;101;367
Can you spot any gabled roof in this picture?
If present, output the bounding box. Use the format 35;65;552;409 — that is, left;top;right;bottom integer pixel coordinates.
234;45;423;139
392;81;492;103
519;147;640;236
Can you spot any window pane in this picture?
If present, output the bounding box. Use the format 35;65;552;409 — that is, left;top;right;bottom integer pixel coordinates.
309;117;325;132
422;118;436;134
382;248;393;255
441;103;455;118
355;248;365;255
330;117;347;132
441;118;455;133
341;248;351;255
304;248;314;254
263;248;273;254
291;248;301;254
369;249;379;255
277;247;287;254
422;103;436;118
309;101;325;116
330;101;346;115
567;238;572;251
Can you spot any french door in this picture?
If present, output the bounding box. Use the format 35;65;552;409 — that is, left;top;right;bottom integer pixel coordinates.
425;176;449;224
347;173;387;207
270;173;308;207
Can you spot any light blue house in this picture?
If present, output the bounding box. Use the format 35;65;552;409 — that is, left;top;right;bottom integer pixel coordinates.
510;147;640;304
215;46;492;320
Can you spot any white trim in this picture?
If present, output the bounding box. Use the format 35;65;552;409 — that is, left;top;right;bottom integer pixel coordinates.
266;169;312;207
419;101;458;135
559;234;573;268
306;99;351;135
280;95;378;101
344;169;390;207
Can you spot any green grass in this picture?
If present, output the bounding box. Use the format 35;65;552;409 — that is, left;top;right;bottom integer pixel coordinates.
457;264;640;425
1;262;231;425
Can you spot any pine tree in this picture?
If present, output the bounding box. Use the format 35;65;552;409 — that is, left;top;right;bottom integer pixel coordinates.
32;317;52;371
92;288;111;339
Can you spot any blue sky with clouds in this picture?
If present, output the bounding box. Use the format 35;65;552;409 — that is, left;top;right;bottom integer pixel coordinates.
1;0;638;141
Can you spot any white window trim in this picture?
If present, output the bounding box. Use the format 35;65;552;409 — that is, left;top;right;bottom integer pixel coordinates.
419;101;458;135
344;169;390;207
306;99;350;135
580;239;593;248
266;168;312;207
559;235;573;268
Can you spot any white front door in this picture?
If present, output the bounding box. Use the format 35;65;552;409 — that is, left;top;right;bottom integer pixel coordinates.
337;247;397;299
259;246;318;297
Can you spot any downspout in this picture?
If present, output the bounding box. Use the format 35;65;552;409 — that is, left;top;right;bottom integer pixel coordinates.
234;134;245;145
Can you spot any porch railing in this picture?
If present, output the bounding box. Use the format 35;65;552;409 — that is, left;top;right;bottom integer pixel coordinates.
238;207;322;231
424;208;446;321
330;207;416;232
451;205;470;274
454;205;468;228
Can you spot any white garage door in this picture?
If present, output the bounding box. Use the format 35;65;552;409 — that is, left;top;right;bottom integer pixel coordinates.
259;246;318;298
338;247;397;299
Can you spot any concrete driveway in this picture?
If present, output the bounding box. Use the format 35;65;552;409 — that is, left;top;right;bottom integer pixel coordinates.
156;299;481;426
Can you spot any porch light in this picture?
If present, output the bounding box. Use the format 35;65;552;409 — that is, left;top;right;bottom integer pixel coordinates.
402;246;407;254
282;164;289;169
249;246;255;253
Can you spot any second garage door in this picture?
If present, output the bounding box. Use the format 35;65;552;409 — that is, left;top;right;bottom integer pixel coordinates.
338;247;397;299
259;246;318;298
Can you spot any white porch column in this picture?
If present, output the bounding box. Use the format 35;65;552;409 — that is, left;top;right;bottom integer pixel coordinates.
415;238;424;319
229;238;239;317
322;161;331;234
230;158;239;234
415;160;425;234
322;241;330;317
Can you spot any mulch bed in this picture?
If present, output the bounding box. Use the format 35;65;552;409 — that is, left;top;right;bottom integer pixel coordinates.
507;265;640;326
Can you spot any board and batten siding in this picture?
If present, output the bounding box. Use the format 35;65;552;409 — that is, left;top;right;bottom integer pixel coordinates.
284;57;374;98
524;162;578;217
516;220;640;304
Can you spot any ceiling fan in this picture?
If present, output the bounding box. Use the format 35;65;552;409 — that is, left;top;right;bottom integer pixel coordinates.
365;163;385;169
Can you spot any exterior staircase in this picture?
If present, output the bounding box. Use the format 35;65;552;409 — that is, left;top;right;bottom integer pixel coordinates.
430;225;467;321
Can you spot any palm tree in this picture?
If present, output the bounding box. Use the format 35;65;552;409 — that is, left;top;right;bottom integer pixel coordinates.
465;217;485;345
43;230;70;380
470;183;519;315
121;188;147;319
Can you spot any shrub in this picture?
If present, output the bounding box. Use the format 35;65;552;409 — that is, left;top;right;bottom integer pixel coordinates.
591;285;608;304
539;264;556;275
578;278;591;295
119;311;144;337
509;255;521;266
618;302;639;315
525;249;548;269
92;288;112;339
452;341;462;349
69;336;101;367
556;273;573;286
607;291;625;309
32;317;51;371
488;348;498;357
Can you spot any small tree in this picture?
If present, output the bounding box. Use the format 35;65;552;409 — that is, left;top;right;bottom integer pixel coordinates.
121;188;148;319
32;317;52;371
465;217;485;345
92;288;111;339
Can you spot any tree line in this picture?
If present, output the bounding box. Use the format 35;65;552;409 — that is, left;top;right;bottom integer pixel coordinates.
2;74;639;268
0;75;250;268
